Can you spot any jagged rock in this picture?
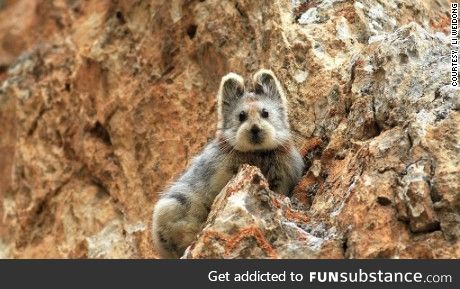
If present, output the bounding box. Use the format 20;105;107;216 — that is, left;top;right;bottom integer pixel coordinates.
0;0;457;258
184;165;343;259
299;23;460;258
189;20;459;259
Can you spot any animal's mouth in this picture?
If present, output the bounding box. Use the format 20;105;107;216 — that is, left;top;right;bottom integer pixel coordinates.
250;133;263;144
233;129;281;152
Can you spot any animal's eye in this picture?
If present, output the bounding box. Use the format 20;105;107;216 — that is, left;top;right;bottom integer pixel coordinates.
239;111;247;122
261;108;269;118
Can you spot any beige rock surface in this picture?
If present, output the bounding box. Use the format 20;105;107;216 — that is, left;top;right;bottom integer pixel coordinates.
0;0;458;258
184;165;343;259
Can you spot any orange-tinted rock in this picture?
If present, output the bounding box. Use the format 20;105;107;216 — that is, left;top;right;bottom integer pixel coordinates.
184;165;342;259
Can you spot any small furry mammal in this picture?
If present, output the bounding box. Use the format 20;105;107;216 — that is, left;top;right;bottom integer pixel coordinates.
152;69;304;258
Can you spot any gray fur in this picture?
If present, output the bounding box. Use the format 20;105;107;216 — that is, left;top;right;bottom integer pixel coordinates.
151;69;304;258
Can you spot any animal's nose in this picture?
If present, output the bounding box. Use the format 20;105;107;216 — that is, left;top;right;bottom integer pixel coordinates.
249;125;262;144
250;125;261;136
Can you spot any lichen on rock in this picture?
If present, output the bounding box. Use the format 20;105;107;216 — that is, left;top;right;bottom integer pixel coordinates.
184;165;342;259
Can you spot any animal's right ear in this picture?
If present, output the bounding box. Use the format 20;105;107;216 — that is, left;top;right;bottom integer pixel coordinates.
217;72;245;128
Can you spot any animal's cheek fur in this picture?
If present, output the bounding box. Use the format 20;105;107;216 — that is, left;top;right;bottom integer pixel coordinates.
261;122;275;137
260;123;278;147
222;129;238;147
234;124;251;150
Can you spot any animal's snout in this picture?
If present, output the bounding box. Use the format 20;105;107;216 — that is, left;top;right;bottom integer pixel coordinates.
250;125;261;135
249;125;262;144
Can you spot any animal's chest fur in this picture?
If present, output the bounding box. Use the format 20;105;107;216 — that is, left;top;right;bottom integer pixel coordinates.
213;150;287;194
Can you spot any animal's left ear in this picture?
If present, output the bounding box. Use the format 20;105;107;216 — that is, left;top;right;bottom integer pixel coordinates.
217;72;245;129
253;69;288;109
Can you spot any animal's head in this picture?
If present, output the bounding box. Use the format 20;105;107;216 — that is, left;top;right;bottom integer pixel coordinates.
217;69;291;152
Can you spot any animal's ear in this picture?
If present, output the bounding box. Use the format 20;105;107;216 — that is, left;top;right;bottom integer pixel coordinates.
253;69;287;109
217;72;245;128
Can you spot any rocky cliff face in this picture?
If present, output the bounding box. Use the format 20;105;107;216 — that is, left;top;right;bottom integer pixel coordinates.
0;0;458;258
